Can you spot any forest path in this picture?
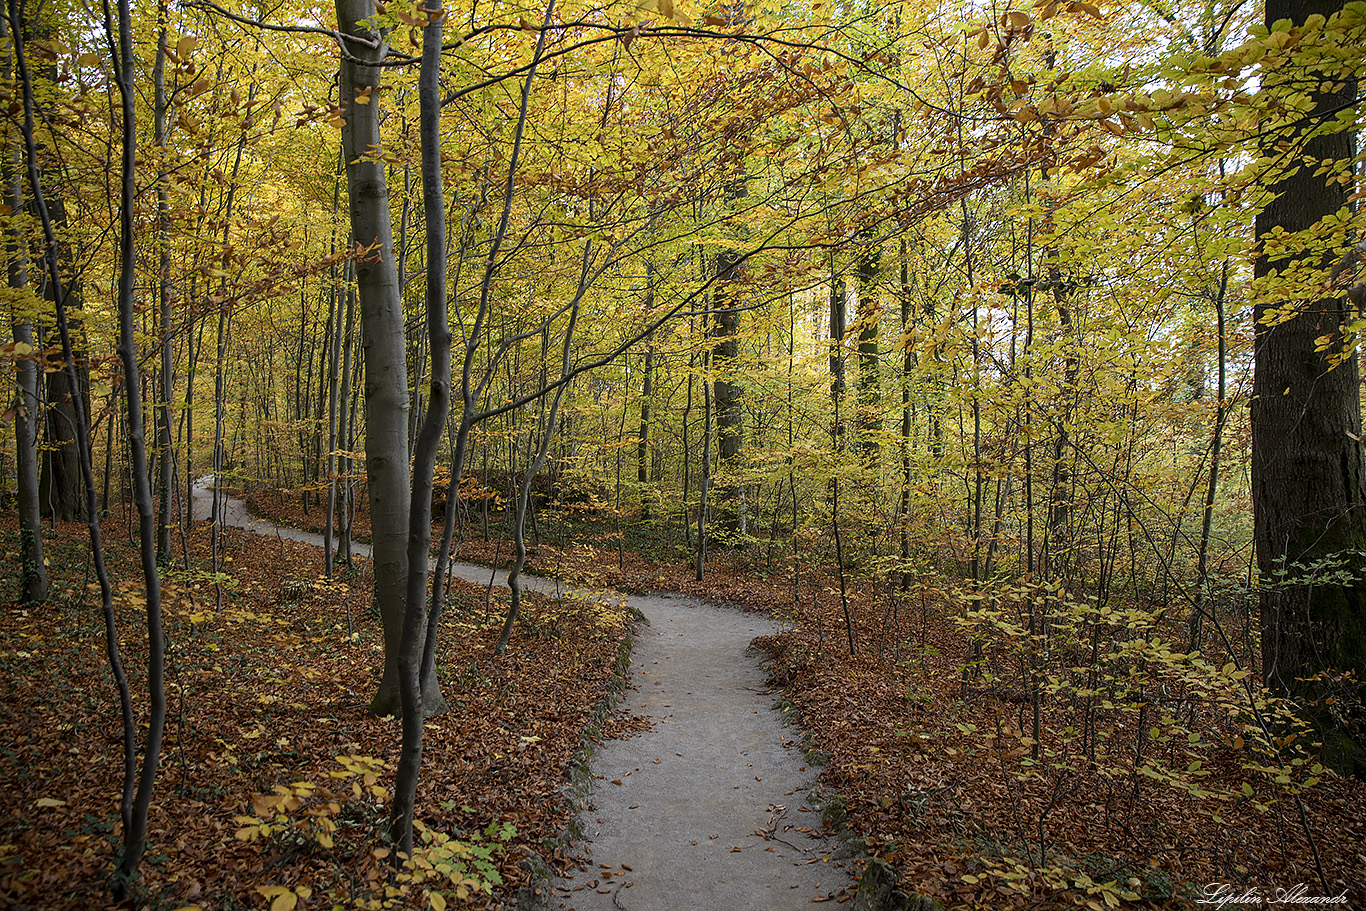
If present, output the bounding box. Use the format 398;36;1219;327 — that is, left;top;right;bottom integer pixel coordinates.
191;478;854;910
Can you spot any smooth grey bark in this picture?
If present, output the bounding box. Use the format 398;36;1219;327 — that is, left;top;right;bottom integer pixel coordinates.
337;280;357;566
392;0;452;857
4;17;43;603
111;0;166;881
153;10;174;562
336;0;414;717
323;263;344;578
695;317;712;580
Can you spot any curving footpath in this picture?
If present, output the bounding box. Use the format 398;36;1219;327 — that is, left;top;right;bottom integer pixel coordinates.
191;478;853;910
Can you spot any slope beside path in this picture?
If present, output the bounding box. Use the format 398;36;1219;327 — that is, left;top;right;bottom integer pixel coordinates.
191;479;855;909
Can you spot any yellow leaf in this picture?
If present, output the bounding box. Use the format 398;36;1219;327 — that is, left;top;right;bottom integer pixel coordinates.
34;798;66;808
176;36;196;59
1004;10;1030;28
271;892;298;911
659;0;674;18
429;891;447;911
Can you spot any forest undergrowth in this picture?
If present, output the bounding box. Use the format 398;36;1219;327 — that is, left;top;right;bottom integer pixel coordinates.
0;512;632;910
15;482;1361;910
247;484;1366;909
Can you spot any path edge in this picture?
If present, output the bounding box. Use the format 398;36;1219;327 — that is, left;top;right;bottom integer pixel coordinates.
515;606;645;910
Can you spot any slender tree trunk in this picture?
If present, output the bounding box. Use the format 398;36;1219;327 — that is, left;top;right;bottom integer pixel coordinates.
111;0;166;879
323;266;343;577
681;343;694;547
695;345;712;580
829;260;846;451
898;238;914;594
497;245;588;655
1190;258;1228;651
4;28;44;602
637;320;653;519
392;2;451;855
10;2;139;894
714;247;743;537
153;11;174;562
336;0;412;716
337;280;357;565
857;234;880;464
963;200;984;582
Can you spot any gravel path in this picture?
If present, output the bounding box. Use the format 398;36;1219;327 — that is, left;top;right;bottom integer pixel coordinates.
192;479;854;909
553;592;851;910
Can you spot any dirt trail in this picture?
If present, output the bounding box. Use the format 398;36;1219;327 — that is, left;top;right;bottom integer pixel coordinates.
192;479;854;909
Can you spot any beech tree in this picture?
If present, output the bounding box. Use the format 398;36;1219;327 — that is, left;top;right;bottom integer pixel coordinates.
335;0;445;718
1252;0;1365;773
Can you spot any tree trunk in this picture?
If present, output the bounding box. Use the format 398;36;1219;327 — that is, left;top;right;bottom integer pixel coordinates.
112;0;166;878
40;326;87;520
153;10;174;562
898;238;914;594
391;2;451;855
323;263;343;578
336;0;412;717
337;280;357;566
829;261;846;452
4;31;44;602
713;248;743;537
9;2;139;895
637;323;653;519
857;235;880;464
1252;0;1364;775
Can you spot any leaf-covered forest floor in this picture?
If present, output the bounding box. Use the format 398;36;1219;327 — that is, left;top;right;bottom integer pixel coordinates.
6;482;1363;911
248;486;1366;909
0;508;634;910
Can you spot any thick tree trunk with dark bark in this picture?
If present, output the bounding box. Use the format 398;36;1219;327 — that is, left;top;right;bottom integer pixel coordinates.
1252;0;1365;774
